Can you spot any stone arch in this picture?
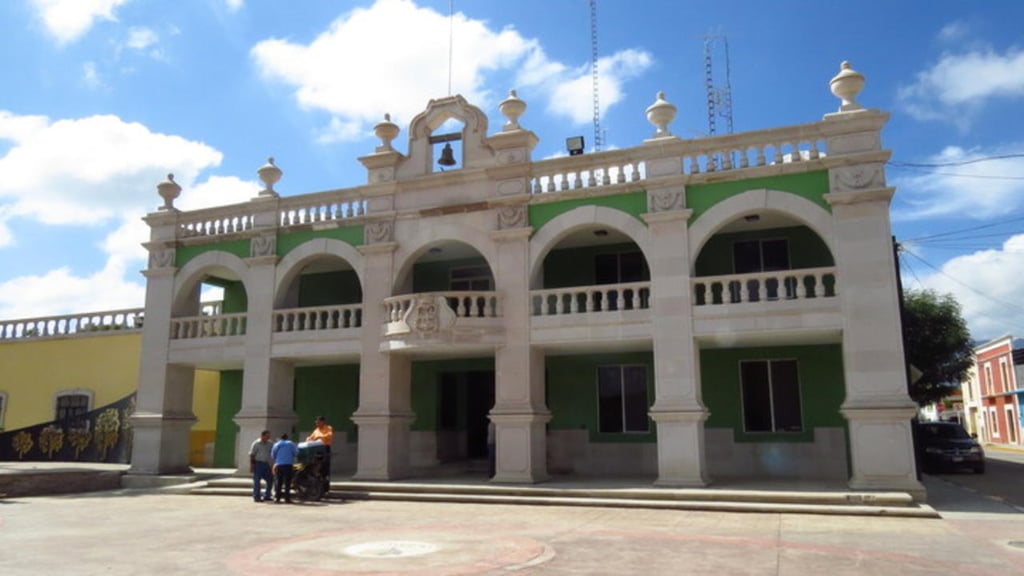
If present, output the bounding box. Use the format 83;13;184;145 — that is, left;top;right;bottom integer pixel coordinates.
274;238;365;308
392;223;499;295
401;95;493;175
172;251;250;316
688;189;835;267
528;205;651;289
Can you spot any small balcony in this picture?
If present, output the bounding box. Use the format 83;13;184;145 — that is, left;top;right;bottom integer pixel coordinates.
271;304;363;360
381;291;504;354
691;267;843;344
168;312;248;364
530;282;653;348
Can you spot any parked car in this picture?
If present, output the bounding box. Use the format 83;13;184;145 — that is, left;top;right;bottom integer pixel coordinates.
914;420;985;474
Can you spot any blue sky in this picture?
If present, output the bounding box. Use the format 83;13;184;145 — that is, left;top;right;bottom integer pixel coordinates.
1;0;1022;341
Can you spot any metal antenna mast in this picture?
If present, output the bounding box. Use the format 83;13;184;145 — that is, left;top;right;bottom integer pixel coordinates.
590;0;602;151
703;34;734;136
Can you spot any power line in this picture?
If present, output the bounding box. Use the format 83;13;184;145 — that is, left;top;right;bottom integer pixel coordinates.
900;247;1024;314
887;164;1024;180
904;215;1024;243
889;153;1024;168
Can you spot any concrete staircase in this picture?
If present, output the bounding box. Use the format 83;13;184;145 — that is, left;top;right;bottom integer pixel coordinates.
188;476;939;518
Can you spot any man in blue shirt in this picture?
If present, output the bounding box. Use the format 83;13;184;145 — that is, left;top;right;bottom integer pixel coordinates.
271;433;299;503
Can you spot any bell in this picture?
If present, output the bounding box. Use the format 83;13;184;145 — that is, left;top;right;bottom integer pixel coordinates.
437;142;457;167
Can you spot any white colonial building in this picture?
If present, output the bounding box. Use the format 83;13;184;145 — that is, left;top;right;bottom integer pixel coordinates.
128;62;922;493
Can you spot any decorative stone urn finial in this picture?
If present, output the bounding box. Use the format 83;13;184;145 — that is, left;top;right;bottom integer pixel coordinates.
157;173;181;211
373;113;400;151
829;61;865;112
257;157;282;197
645;91;677;138
499;89;527;131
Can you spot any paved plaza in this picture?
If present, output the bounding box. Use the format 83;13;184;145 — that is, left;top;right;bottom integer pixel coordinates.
2;475;1023;575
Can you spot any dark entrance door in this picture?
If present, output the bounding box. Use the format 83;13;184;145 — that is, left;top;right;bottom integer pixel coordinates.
438;370;494;460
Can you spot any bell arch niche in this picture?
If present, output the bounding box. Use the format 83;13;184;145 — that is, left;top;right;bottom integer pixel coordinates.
400;95;494;178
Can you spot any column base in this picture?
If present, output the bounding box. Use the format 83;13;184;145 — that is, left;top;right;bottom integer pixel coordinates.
649;407;709;487
128;412;197;475
352;412;414;481
842;404;924;495
491;411;551;484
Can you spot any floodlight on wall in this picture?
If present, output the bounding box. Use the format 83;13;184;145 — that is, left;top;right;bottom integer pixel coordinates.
566;136;585;156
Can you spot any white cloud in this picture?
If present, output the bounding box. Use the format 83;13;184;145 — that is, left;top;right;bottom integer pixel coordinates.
225;0;244;12
0;259;145;320
0;108;260;320
545;50;653;125
937;21;969;43
83;61;101;88
178;175;261;210
126;26;158;50
899;46;1024;126
892;144;1024;220
251;0;652;140
30;0;132;44
909;235;1024;341
0;111;222;225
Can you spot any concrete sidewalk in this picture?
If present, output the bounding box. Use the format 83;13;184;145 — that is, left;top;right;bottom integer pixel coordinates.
1;476;1022;576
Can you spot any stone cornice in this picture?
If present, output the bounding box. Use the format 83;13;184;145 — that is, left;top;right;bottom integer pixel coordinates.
244;255;279;267
642;209;693;225
824;187;895;206
142;267;177;278
357;241;398;255
490;227;533;242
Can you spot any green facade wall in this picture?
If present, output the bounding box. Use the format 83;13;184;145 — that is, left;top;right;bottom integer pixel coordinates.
529;191;646;231
293;365;360;442
298;270;362;305
174;225;363;269
277;226;364;258
412;257;491;293
175;239;250;268
546;352;656;443
542;242;648;288
700;344;846;443
213;370;242;467
693;225;833;276
686;171;830;221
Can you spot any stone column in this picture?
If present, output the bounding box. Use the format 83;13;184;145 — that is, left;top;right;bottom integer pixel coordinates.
643;184;708;487
352;240;414;480
825;112;922;494
492;224;550;483
233;197;297;470
129;210;196;475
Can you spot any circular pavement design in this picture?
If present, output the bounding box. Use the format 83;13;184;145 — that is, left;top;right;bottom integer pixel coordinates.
228;527;553;575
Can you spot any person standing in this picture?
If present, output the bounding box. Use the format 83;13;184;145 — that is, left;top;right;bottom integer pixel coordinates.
271;433;299;503
248;429;274;503
306;416;334;491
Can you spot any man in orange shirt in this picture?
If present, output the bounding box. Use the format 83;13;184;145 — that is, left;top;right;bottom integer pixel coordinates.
307;416;333;491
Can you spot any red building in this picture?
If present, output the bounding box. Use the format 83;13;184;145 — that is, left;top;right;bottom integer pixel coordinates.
975;336;1021;446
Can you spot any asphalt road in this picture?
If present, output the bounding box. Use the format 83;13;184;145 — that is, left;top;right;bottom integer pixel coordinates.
930;450;1024;512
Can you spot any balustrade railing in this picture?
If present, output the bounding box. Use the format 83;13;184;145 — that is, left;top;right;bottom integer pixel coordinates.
179;212;254;238
692;267;837;306
279;199;367;228
273;304;363;332
531;282;651;316
528;122;832;197
383;291;503;323
169;313;247;339
0;308;145;340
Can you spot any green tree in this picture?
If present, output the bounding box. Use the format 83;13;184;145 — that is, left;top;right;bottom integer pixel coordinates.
901;289;974;406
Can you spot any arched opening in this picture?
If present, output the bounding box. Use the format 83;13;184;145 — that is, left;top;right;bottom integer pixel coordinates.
275;255;363;331
691;210;835;306
533;225;651;315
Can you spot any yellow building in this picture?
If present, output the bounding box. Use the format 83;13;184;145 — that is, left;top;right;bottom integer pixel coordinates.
0;308;219;465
